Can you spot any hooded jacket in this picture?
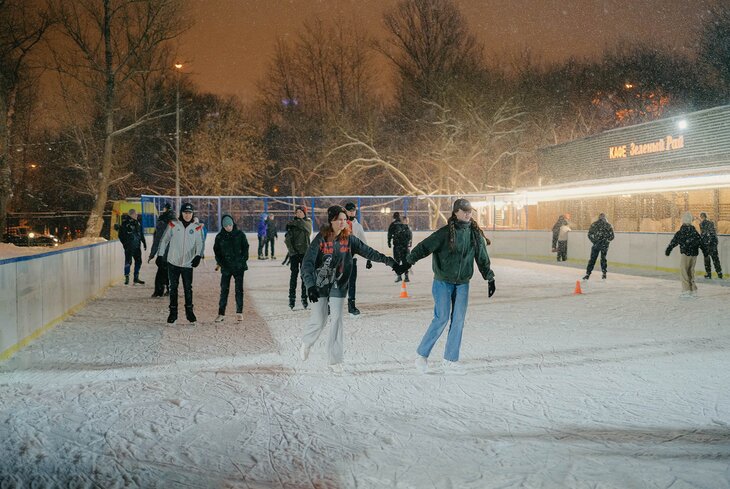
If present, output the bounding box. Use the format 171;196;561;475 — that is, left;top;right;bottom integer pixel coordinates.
213;215;249;273
118;214;146;251
301;228;395;298
666;224;702;257
407;220;494;284
284;217;312;256
158;213;205;268
700;219;719;249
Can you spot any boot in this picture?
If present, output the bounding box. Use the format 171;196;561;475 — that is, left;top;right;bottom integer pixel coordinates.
395;275;402;283
185;306;197;324
601;271;607;280
404;273;410;283
133;276;145;285
124;275;130;285
582;274;590;280
719;273;723;279
167;308;177;324
704;273;712;279
348;299;360;316
302;299;308;310
289;298;295;310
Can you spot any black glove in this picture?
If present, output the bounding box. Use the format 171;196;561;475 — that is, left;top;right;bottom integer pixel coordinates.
665;247;671;257
191;255;201;268
307;286;320;303
388;243;391;248
488;280;496;298
365;260;372;269
393;261;411;276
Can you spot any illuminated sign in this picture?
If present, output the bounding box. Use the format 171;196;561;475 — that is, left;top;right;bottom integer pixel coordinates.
609;135;684;159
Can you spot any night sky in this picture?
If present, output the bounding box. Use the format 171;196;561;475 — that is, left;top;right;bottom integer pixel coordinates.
178;0;717;102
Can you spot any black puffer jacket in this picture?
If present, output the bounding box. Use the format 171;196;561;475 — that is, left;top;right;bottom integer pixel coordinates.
302;229;395;298
118;214;146;251
666;224;702;257
213;215;249;273
700;219;719;249
149;210;175;259
588;218;614;245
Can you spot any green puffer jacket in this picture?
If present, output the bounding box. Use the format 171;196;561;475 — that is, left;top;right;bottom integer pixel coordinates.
284;217;312;256
407;220;494;284
213;218;249;273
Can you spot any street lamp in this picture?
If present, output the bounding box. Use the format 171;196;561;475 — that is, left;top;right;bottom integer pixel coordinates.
174;62;183;212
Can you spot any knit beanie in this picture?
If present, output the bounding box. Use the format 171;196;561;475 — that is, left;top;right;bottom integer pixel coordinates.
222;216;234;228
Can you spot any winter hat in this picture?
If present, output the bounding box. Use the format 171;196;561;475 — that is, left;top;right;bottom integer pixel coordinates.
180;202;194;213
221;216;234;228
327;205;346;223
344;202;357;212
295;205;307;217
453;198;473;213
682;211;693;225
162;202;172;212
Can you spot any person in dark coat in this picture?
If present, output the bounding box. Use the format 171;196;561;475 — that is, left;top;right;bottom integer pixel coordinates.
583;213;615;280
551;215;567;251
265;215;278;259
213;215;249;322
388;212;413;282
405;198;495;374
699;212;722;279
284;205;312;310
666;211;702;297
117;209;147;285
148;202;175;297
298;205;403;373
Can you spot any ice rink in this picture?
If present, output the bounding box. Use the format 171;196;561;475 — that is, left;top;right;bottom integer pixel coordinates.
1;255;729;488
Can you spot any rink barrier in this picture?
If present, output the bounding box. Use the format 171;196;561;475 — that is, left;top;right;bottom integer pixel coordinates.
0;241;124;361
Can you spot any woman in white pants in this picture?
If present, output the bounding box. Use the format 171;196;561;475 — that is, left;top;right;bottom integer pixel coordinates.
299;205;406;372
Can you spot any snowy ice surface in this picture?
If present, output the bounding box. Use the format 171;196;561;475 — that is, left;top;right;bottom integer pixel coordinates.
0;257;729;488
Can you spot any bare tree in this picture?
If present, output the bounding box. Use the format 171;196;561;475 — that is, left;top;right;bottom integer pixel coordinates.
0;0;51;238
48;0;188;237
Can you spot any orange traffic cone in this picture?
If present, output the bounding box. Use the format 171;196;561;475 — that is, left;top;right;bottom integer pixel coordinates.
399;280;409;298
573;280;583;295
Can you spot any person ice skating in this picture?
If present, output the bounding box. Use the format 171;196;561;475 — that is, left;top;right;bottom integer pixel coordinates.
158;202;205;324
213;215;249;322
344;202;372;316
257;214;267;259
551;215;567;252
265;214;278;259
285;205;312;310
148;202;174;297
556;219;571;262
665;211;702;298
299;205;403;373
116;209;147;285
387;212;413;282
583;213;614;280
404;198;495;374
699;212;722;279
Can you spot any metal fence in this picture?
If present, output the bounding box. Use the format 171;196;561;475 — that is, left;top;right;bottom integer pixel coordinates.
140;194;521;233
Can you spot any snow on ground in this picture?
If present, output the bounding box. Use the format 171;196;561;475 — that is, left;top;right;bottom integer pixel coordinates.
0;256;729;488
0;237;107;259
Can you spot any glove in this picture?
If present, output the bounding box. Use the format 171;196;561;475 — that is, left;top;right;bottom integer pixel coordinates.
388;243;391;248
488;280;496;298
665;247;671;257
191;255;201;268
485;237;491;246
393;261;411;276
365;260;372;269
307;286;320;303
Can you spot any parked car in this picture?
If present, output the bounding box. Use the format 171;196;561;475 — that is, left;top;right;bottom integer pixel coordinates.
3;229;60;247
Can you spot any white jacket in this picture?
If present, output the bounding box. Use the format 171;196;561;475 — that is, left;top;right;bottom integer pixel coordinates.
159;219;205;268
558;224;571;241
349;218;367;244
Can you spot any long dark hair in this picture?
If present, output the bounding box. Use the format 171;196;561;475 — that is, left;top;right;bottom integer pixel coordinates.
448;213;487;251
320;208;351;241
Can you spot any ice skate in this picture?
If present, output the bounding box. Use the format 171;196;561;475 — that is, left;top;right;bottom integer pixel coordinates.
348;300;360;316
124;275;129;285
395;275;402;283
236;313;243;322
167;309;177;325
214;315;225;322
185;307;197;324
415;356;428;374
133;277;145;285
328;363;344;374
582;274;590;280
602;272;607;279
442;359;465;375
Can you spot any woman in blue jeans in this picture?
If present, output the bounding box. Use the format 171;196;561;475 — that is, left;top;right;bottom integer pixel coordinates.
401;198;496;374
